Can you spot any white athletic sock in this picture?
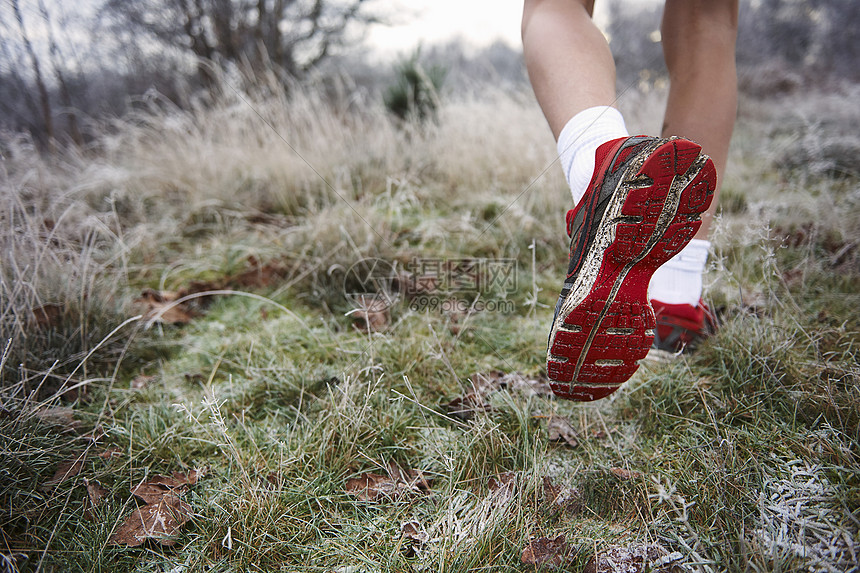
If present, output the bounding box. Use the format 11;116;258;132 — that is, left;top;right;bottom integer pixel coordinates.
648;239;711;307
557;106;629;205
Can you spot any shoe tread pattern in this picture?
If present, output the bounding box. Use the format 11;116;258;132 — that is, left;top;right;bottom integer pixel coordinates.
548;138;716;401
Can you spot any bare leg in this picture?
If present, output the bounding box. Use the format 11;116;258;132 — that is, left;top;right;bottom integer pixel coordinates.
522;0;616;139
661;0;739;238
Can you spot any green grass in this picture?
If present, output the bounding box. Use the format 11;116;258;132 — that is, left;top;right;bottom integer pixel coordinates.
0;81;858;572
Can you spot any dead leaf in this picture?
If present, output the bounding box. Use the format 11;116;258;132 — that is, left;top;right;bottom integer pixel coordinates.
487;471;518;493
43;453;86;488
400;519;428;557
499;372;554;397
446;371;504;420
446;312;465;334
84;478;109;506
583;542;686;573
609;468;641;481
345;473;388;501
547;415;579;448
82;425;106;443
183;468;205;485
229;261;285;289
131;375;155;390
261;471;281;489
345;464;431;501
347;295;390;333
447;371;552;421
521;534;571;567
98;446;123;460
386;463;432;491
135;289;196;325
32;303;63;328
108;495;192;546
470;370;505;394
109;469;202;546
184;373;205;384
541;476;582;514
445;394;494;421
131;470;202;504
401;520;428;544
132;258;291;327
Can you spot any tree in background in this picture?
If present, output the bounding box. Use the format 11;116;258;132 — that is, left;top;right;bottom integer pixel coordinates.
8;0;54;150
103;0;380;88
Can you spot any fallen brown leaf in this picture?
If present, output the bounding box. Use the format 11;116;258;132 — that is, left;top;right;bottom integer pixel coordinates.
133;258;291;327
81;425;106;443
498;372;554;397
184;372;205;384
84;478;109;506
83;477;110;521
487;471;518;493
108;495;192;547
447;371;553;421
32;303;63;328
109;469;202;546
583;542;686;573
400;519;428;558
229;261;286;289
470;370;506;395
43;453;86;488
135;289;196;325
546;415;579;448
131;470;203;504
446;371;504;421
445;394;494;421
541;476;582;514
521;534;571;567
345;463;431;501
347;295;390;333
609;467;641;481
386;463;431;491
345;473;389;501
401;520;428;544
98;446;123;460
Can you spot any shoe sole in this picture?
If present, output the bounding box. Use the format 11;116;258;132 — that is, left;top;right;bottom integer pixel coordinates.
547;137;716;401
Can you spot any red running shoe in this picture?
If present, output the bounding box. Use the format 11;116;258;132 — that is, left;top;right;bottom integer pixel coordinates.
651;299;717;353
547;136;716;401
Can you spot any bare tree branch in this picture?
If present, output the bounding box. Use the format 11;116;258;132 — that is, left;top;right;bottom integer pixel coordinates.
11;0;54;150
102;0;379;86
39;0;83;145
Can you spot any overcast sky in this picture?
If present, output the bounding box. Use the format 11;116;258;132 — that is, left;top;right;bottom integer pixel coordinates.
364;0;616;56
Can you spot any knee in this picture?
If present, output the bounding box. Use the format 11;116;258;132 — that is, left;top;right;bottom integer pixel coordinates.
661;0;739;48
523;0;596;38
